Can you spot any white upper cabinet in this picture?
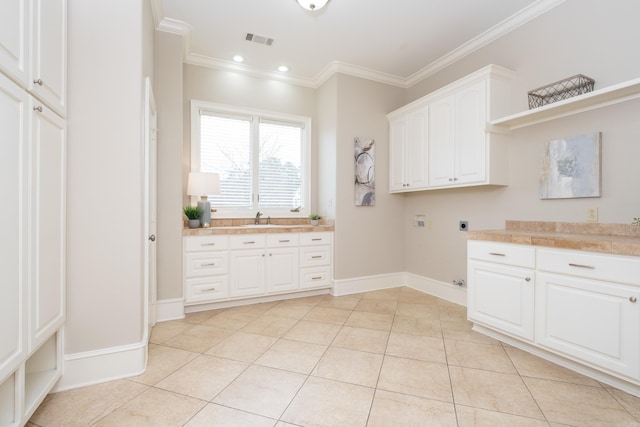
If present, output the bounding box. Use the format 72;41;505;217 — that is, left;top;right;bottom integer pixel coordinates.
388;106;429;192
30;0;66;117
0;0;30;86
388;64;514;192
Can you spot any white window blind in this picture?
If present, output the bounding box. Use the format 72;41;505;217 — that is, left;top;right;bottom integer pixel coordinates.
200;113;252;207
259;120;303;208
193;102;310;217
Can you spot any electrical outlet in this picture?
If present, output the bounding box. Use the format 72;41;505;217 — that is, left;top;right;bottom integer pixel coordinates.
586;207;598;222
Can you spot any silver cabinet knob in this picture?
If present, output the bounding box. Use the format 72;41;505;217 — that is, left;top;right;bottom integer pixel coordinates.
33;79;43;86
525;277;531;282
148;234;156;242
33;106;43;112
630;297;637;303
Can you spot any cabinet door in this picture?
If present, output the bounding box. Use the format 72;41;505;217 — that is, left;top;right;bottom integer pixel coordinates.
229;249;265;298
388;117;407;192
455;81;486;184
428;96;454;187
468;261;535;341
0;74;28;381
266;248;298;293
30;0;66;116
0;0;30;86
407;107;429;189
536;272;640;379
29;98;66;352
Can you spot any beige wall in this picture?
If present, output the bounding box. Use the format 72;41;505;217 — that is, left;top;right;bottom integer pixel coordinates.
66;0;151;353
402;0;640;284
332;74;406;280
154;31;184;300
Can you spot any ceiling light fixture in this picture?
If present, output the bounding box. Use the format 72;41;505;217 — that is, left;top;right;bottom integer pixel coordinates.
233;55;244;63
296;0;329;11
278;65;289;72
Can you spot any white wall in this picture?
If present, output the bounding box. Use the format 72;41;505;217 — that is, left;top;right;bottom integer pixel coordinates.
66;0;149;354
316;75;337;220
402;0;640;284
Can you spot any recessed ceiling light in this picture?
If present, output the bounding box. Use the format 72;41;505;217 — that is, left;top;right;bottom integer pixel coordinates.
278;65;289;72
233;55;244;63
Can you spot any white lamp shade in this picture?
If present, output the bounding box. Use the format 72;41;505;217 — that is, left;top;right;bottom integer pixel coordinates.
297;0;329;11
187;172;220;196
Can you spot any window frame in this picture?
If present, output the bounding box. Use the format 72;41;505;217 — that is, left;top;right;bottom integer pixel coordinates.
190;100;311;219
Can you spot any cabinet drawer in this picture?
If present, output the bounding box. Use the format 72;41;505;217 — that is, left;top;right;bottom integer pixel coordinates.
537;248;640;285
300;232;332;246
300;246;331;267
468;241;535;268
267;233;299;248
229;234;267;250
185;235;228;252
185;252;228;277
185;276;229;303
300;267;332;289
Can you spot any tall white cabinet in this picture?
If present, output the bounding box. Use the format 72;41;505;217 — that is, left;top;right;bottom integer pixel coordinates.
0;1;66;425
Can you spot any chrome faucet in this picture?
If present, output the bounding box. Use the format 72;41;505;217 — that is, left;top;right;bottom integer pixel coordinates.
254;211;263;224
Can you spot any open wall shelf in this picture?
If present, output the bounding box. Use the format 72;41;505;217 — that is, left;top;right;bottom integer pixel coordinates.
490;78;640;130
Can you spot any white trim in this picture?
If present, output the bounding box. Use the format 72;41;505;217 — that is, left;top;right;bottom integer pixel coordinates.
156;298;185;322
52;341;147;392
404;273;467;306
184;288;331;313
153;0;565;89
331;273;405;297
405;0;566;86
474;324;640;398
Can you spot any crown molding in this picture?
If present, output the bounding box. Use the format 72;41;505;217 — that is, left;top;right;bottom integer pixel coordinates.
155;0;566;89
405;0;567;86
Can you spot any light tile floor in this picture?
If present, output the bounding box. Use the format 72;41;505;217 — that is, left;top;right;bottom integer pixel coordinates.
29;287;640;426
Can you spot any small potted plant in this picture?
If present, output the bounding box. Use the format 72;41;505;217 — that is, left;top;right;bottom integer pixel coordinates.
308;213;322;226
184;206;202;229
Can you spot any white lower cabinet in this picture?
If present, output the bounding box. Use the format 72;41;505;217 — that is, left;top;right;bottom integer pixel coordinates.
184;231;332;306
468;241;640;387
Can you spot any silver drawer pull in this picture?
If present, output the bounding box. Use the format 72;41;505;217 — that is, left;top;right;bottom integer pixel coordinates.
243;241;256;244
489;252;505;257
311;255;323;259
200;263;216;267
202;287;217;292
279;240;290;243
312;238;322;241
200;242;216;246
630;297;637;303
311;276;323;280
568;263;595;269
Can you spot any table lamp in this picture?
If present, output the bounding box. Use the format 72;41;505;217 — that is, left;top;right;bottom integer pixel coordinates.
187;172;220;227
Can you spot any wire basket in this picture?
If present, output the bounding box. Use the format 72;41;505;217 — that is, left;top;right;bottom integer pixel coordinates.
528;74;595;109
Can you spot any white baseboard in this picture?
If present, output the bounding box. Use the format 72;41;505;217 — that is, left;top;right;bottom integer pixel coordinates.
331;272;467;307
332;272;405;296
52;341;147;392
156;297;185;322
405;273;467;306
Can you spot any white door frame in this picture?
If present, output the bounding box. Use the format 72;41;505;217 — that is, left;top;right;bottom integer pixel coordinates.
143;76;158;342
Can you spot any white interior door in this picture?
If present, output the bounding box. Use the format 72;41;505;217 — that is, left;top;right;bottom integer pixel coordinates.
144;77;157;335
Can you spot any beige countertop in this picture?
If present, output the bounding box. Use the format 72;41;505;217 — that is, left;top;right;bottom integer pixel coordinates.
468;221;640;257
183;218;334;236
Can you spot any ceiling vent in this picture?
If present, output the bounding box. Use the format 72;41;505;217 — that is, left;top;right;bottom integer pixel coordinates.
245;33;274;46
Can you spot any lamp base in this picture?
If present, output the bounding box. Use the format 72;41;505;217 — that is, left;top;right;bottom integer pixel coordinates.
197;197;211;227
